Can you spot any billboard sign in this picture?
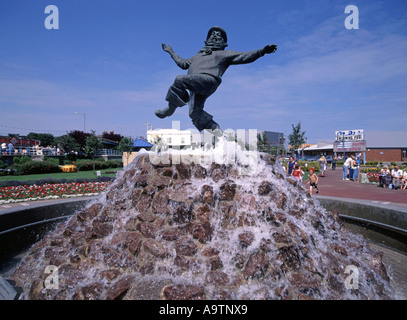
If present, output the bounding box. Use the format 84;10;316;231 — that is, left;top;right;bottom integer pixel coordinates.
335;129;364;142
334;140;366;152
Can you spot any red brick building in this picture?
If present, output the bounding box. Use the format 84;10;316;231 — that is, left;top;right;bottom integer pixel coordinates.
364;131;407;163
302;131;407;163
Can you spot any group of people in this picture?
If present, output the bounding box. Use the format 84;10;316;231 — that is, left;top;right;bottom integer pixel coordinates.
1;142;14;155
1;142;63;156
286;156;319;195
378;165;407;190
342;155;360;181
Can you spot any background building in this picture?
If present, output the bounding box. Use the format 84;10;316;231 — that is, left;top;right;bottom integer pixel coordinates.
301;131;407;163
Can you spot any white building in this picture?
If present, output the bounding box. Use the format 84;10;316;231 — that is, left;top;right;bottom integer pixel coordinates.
147;128;193;149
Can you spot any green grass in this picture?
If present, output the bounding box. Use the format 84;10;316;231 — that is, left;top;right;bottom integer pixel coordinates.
0;168;122;183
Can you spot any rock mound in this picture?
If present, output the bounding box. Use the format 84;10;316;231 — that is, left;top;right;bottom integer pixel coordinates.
11;145;394;300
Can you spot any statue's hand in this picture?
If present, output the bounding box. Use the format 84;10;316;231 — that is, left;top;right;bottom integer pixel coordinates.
162;43;173;53
263;44;277;54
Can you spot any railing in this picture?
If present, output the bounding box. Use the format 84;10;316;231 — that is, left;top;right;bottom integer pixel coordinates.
1;146;65;156
95;149;122;156
1;147;122;157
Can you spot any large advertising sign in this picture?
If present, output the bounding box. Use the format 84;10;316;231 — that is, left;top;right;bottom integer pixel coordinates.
335;129;364;142
333;140;366;152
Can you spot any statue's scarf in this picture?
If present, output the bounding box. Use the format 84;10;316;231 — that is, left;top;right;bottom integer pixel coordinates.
198;42;228;55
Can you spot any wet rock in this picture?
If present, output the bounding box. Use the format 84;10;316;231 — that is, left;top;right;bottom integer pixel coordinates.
136;222;158;239
258;181;272;195
194;203;211;222
210;164;227;182
243;251;270;279
174;255;198;270
219;181;236;200
10;146;395;300
205;271;229;286
175;163;191;179
100;269;121;281
238;231;255;247
151;190;171;214
201;185;214;204
193;164;207;179
92;222;113;238
175;236;198;256
161;284;205;300
207;255;223;270
77;203;102;222
160;226;186;241
278;245;302;271
143;239;168;258
173;202;193;224
137;212;157;222
81;282;104;300
106;275;136;300
188;220;212;243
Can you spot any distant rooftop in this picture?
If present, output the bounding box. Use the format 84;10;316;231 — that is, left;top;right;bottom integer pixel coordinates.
364;131;407;148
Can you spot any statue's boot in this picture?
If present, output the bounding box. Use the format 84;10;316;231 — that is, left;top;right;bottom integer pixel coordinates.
154;104;177;119
155;87;188;119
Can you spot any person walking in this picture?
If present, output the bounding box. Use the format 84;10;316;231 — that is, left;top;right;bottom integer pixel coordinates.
332;156;337;170
286;156;296;176
343;155;353;180
319;155;327;177
306;167;319;195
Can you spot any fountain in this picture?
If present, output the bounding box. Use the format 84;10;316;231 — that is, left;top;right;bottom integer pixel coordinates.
9;139;395;300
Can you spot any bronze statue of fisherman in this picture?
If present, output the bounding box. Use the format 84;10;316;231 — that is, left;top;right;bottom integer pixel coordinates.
155;26;277;132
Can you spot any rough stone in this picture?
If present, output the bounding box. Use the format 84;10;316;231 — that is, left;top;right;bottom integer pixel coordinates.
161;284;205;300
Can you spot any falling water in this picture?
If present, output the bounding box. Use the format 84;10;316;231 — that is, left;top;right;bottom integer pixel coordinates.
11;139;395;300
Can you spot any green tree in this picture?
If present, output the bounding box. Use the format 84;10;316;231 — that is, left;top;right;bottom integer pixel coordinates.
68;130;91;152
118;136;134;165
84;130;103;172
102;130;123;143
54;134;79;154
26;132;55;146
288;122;306;155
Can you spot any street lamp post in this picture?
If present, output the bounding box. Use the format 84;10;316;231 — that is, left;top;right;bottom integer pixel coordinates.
74;112;86;132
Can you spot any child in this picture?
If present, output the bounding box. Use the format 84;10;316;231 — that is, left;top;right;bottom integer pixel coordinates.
292;164;301;181
306;167;319;195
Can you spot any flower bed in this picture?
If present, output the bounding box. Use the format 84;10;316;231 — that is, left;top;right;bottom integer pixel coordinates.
0;181;112;204
360;172;380;185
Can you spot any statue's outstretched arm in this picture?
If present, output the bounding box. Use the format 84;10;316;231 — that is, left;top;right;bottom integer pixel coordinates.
162;43;191;70
262;44;277;54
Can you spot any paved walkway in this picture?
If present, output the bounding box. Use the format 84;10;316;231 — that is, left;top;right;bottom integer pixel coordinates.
309;167;407;209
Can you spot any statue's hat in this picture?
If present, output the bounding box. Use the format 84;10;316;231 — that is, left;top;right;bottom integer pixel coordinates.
207;26;227;43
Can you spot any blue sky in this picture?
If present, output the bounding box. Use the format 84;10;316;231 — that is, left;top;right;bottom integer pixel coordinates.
1;0;406;143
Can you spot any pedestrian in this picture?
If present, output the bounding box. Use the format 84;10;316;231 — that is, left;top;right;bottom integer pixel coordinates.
332;156;337;170
306;167;319;195
1;142;6;155
343;155;353;180
286;156;296;176
7;141;13;155
319;155;327;177
292;164;303;182
299;166;305;182
350;156;359;181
